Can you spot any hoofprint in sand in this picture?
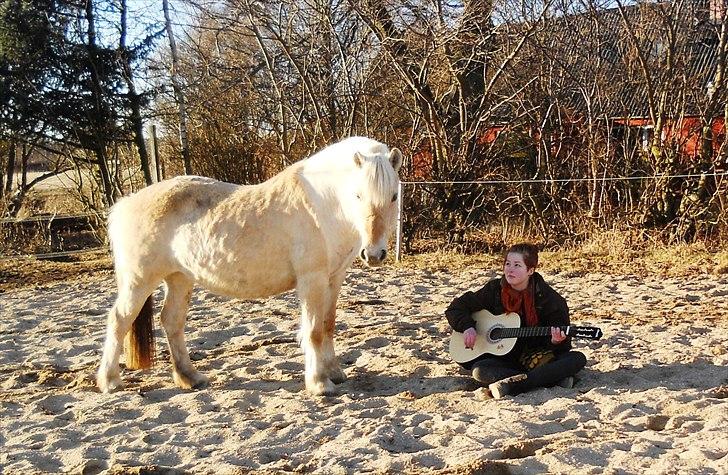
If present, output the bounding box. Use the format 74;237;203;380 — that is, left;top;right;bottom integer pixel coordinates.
1;266;726;474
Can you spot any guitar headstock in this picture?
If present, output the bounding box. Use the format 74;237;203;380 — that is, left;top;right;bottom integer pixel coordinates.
566;326;603;340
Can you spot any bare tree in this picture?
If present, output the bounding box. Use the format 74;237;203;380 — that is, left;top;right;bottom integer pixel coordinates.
163;0;193;174
611;0;727;239
685;6;728;240
157;0;380;176
119;0;155;186
346;0;556;242
149;0;727;248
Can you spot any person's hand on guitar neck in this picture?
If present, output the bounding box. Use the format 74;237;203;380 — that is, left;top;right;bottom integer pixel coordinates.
551;326;567;344
463;327;477;349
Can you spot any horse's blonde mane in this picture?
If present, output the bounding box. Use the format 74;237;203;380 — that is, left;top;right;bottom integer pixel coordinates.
362;156;399;207
300;137;398;206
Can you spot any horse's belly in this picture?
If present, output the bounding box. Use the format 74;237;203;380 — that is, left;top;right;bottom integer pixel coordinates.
201;276;296;299
181;238;346;300
185;255;297;299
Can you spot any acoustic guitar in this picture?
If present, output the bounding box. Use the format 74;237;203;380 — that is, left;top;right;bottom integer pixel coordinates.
449;309;603;364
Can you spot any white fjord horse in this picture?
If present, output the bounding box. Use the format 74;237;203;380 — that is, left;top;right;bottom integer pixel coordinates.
96;137;402;396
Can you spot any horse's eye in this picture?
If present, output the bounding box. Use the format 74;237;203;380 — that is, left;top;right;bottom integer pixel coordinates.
355;194;361;200
391;193;397;202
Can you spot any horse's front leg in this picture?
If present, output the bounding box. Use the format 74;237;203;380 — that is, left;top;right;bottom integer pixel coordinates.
322;273;346;384
297;271;336;396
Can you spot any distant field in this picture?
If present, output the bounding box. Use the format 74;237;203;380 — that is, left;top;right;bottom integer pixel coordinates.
15;170;91;191
15;167;145;192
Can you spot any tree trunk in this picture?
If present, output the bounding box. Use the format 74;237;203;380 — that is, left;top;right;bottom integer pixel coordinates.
120;0;154;186
148;124;163;181
7;143;32;217
163;0;192;175
3;141;15;197
95;147;115;207
0;146;5;201
85;0;117;206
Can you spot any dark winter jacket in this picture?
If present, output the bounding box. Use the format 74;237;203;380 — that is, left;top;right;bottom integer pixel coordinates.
445;272;571;356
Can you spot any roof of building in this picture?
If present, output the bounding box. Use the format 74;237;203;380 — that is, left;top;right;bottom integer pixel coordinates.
504;1;724;120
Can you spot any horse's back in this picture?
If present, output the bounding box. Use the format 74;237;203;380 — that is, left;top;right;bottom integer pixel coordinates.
109;177;237;272
110;176;234;232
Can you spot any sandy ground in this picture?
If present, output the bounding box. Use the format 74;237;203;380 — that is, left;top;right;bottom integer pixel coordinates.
1;264;727;474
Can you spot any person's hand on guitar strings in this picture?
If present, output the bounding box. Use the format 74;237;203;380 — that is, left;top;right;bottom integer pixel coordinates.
463;327;477;349
551;326;567;344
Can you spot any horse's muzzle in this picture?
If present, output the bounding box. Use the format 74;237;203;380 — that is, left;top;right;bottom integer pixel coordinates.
360;248;387;267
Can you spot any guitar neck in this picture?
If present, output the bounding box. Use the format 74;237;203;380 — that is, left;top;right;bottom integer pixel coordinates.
492;326;555;339
491;325;602;340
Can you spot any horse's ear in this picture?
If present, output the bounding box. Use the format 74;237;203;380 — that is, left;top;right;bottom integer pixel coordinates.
353;151;364;168
389;148;403;173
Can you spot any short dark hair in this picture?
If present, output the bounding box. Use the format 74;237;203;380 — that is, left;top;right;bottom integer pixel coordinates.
504;242;539;269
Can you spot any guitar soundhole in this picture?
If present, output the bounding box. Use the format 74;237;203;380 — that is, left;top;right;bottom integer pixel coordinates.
488;326;503;342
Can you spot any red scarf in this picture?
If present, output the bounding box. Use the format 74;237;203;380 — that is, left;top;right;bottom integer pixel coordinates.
501;277;538;327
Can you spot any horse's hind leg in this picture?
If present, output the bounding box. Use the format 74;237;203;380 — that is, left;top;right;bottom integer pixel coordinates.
297;270;335;396
97;280;158;393
160;272;208;390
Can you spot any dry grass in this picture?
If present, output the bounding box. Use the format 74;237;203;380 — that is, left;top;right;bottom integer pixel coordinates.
398;232;728;277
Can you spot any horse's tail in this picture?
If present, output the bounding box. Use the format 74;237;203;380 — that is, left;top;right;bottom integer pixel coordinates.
124;296;155;370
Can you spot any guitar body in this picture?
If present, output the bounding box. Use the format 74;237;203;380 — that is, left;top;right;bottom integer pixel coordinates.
449;310;521;364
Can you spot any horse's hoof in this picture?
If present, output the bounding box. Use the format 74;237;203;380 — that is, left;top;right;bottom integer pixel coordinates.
173;370;209;390
306;378;336;396
329;368;347;384
97;374;123;393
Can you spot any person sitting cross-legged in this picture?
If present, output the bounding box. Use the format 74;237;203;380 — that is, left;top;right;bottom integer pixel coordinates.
445;243;587;399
